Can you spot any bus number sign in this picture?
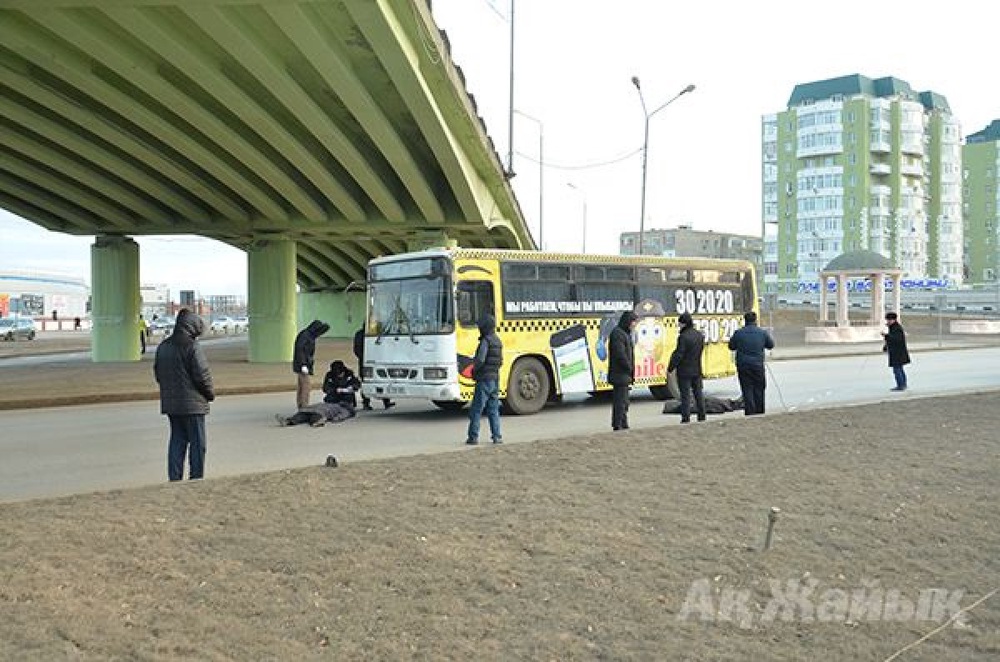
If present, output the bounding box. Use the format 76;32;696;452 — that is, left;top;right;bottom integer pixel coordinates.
692;317;740;344
674;288;735;315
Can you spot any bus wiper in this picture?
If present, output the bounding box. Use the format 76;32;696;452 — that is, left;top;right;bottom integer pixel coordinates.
375;296;419;344
375;296;400;345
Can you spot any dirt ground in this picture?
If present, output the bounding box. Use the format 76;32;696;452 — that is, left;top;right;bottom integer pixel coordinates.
2;391;999;660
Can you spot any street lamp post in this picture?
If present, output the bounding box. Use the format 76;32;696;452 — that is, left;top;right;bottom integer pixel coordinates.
567;182;587;253
631;78;695;255
506;0;516;177
514;109;544;250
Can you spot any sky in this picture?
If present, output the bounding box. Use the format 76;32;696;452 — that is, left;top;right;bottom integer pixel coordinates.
2;0;999;296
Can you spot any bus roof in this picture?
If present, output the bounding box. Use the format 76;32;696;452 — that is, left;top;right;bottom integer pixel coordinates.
368;247;755;271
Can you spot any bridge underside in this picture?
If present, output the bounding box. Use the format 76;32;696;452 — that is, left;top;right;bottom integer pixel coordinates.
0;0;532;290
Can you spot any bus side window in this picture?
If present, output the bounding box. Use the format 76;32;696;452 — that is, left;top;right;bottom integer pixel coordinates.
456;281;494;327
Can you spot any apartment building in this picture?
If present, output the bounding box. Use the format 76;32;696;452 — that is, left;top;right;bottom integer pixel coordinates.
963;120;1000;284
619;225;762;265
762;74;963;294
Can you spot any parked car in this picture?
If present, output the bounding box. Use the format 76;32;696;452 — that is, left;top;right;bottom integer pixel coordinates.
233;316;249;332
148;315;175;336
209;316;238;334
0;317;37;341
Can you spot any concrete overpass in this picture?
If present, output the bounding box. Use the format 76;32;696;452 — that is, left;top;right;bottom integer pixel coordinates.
0;0;533;361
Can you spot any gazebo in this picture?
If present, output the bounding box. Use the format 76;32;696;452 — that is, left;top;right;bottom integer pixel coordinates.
806;250;903;343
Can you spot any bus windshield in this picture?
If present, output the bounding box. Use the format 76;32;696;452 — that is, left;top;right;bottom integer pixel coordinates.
368;257;454;335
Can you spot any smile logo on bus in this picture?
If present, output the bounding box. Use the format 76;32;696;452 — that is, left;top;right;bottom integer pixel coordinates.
457;354;476;385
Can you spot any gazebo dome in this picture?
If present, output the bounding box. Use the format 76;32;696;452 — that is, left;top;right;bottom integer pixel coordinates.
823;250;895;272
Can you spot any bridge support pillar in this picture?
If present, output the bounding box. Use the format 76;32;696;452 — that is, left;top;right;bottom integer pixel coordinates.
247;239;297;363
90;235;141;362
299;290;366;339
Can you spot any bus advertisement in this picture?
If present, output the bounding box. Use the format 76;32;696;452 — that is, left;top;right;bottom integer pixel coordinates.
360;248;758;415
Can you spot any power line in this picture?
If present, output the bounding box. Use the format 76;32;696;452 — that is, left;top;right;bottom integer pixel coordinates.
477;0;510;21
514;146;642;171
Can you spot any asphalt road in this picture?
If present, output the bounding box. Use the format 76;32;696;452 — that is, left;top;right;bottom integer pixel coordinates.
2;346;998;503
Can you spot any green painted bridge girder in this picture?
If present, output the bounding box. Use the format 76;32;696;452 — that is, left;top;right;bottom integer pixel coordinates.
0;0;535;292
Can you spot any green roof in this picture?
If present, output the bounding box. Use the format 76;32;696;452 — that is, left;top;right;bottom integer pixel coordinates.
787;74;951;113
967;120;1000;144
824;250;896;272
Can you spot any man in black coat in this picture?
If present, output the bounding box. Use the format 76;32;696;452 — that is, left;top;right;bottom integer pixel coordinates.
668;312;706;423
881;312;911;391
322;360;362;409
353;325;394;410
293;319;330;409
154;308;214;481
607;310;638;431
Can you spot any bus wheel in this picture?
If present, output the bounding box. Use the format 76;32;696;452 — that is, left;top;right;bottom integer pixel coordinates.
432;400;467;412
649;373;679;400
505;357;550;415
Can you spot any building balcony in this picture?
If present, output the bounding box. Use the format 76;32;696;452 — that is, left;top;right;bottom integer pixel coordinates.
900;141;924;155
871;140;892;153
869;163;891;175
796;145;843;159
900;163;923;176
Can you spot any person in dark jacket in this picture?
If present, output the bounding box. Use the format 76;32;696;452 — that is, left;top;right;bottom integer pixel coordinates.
881;312;911;391
667;312;706;423
607;310;638;431
353;325;394;410
139;314;149;354
153;308;215;481
322;360;362;408
727;310;775;415
275;401;355;427
465;315;503;445
293;320;330;409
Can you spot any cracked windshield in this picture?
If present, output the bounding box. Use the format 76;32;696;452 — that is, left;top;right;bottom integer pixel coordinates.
368;258;453;336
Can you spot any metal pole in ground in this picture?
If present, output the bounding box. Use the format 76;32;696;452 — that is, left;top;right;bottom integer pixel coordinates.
935;294;945;348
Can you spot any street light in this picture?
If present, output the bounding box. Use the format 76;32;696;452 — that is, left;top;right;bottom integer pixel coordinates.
506;0;516;177
567;182;588;253
514;109;544;250
631;78;695;255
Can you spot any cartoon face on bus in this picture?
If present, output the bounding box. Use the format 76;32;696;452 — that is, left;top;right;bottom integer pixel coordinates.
633;299;668;379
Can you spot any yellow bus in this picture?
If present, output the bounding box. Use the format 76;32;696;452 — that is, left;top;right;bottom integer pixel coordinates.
361;247;758;414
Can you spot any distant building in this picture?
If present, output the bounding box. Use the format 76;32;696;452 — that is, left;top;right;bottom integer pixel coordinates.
205;294;246;316
762;73;963;294
620;225;762;265
140;283;171;318
963;121;1000;284
0;270;88;319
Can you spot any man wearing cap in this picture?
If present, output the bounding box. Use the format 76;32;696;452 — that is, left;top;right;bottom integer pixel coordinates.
668;312;707;423
881;312;911;391
728;310;775;415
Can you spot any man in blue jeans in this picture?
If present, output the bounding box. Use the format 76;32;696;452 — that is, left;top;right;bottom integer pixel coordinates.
728;310;775;416
154;308;215;480
466;314;503;445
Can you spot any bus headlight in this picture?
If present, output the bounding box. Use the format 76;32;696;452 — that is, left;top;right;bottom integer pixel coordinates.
361;367;373;379
423;367;448;380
